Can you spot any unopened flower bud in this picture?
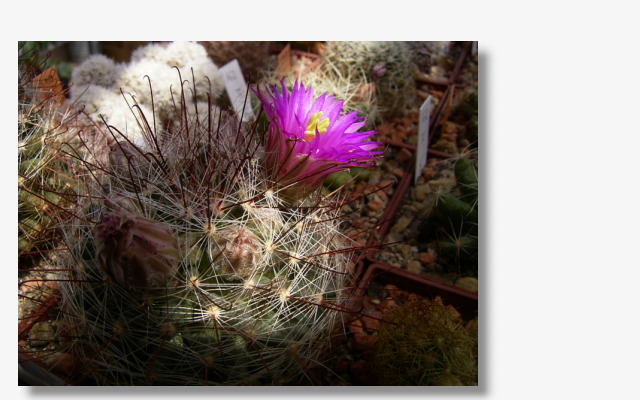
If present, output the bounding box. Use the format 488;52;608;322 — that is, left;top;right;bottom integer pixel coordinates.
95;211;178;288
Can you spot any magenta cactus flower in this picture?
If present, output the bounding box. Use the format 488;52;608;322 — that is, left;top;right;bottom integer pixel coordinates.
254;79;381;198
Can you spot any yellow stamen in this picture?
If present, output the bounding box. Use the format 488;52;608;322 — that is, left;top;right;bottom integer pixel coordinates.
304;111;330;142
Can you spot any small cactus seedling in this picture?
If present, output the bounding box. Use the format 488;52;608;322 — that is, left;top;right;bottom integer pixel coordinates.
46;66;381;385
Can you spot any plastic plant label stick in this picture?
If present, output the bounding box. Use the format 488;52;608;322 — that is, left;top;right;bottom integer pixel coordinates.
220;59;254;122
415;95;432;185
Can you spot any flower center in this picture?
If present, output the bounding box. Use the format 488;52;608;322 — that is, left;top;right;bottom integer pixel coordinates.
304;112;330;142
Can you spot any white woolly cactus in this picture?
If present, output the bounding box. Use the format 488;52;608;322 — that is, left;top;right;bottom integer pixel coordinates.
69;42;224;147
114;59;178;120
118;41;224;112
69;54;120;91
71;84;154;150
50;65;380;385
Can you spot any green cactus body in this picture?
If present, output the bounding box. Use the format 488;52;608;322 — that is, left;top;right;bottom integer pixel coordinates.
432;157;478;270
52;75;357;385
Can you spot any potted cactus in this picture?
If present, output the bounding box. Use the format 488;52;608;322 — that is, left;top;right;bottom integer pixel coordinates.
19;41;480;386
19;43;384;385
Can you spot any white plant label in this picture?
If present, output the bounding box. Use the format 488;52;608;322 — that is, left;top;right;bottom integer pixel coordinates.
220;59;253;122
415;95;432;185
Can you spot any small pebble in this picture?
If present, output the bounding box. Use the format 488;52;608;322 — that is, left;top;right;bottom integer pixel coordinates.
350;217;368;229
352;333;378;351
362;311;382;333
406;260;422;273
397;244;413;257
422;167;435;180
441;132;457;142
349;319;364;335
391;215;412;232
384;231;404;244
419;252;436;264
377;179;396;195
383;284;399;295
367;199;383;212
379;298;397;312
414;184;431;201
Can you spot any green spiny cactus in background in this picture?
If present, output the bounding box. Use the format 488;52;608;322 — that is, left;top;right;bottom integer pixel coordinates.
18;43;80;263
321;41;416;122
49;70;371;385
433;156;478;268
374;297;478;386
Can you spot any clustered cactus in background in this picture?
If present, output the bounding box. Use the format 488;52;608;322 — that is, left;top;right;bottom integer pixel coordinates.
69;42;225;149
33;42;382;385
